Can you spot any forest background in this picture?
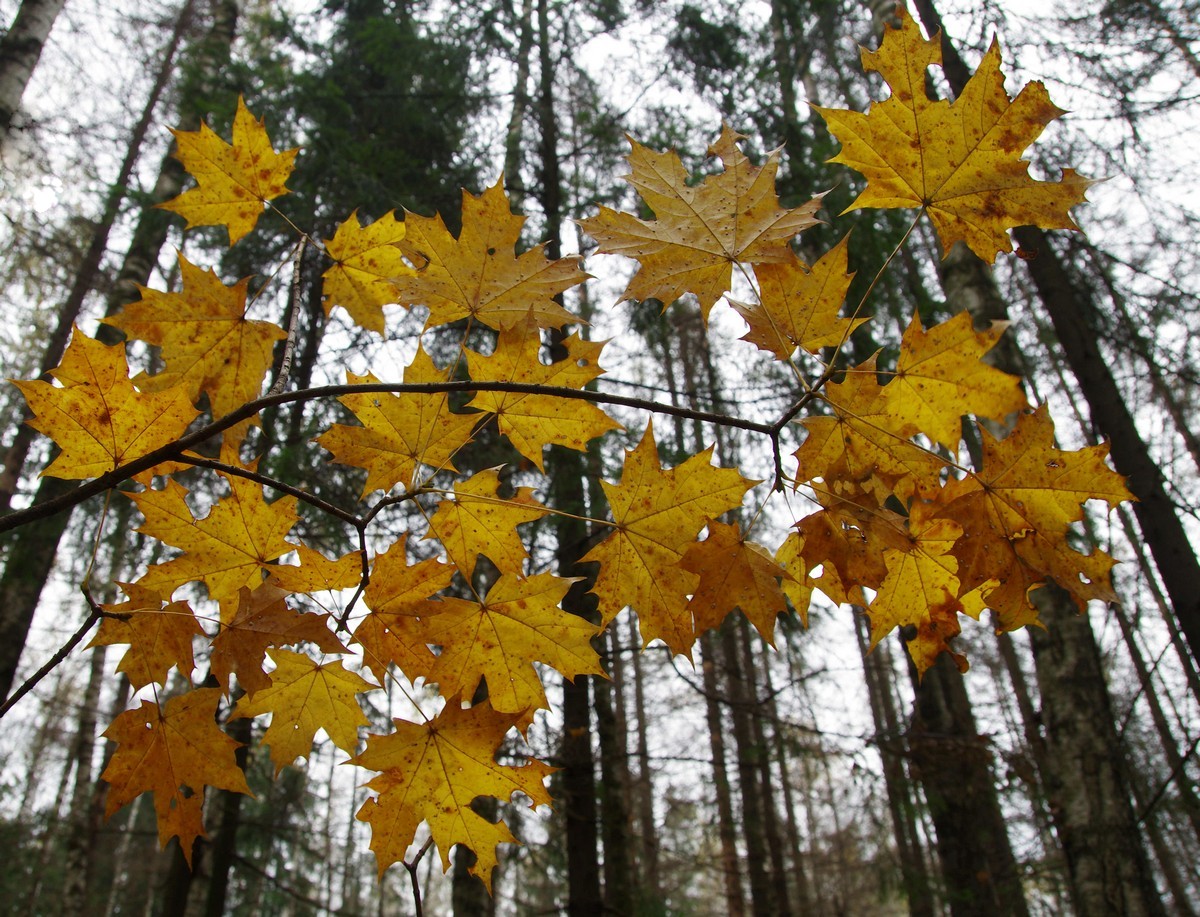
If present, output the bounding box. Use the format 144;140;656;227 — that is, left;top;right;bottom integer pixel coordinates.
1;0;1199;914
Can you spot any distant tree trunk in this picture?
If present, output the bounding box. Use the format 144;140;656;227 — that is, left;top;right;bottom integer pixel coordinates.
0;0;66;148
737;618;792;917
756;639;815;914
203;713;251;916
909;655;1031;916
854;614;936;917
626;613;664;908
720;618;776;917
594;627;636;915
1109;597;1200;847
699;631;747;917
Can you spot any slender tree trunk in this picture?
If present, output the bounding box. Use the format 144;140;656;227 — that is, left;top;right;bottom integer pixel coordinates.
534;1;601;909
756;640;815;915
854;614;936;917
625;613;664;909
594;627;636;915
737;618;792;917
203;713;251;916
720;619;776;917
699;631;747;917
0;0;66;148
57;644;108;914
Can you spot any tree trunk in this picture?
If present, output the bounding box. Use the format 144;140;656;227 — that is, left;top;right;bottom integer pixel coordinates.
854;614;936;917
594;627;636;915
909;654;1031;916
720;618;776;917
1028;590;1167;916
535;0;601;908
699;631;747;917
0;0;66;148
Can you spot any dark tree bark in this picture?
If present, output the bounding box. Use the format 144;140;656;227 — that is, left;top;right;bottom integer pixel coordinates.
909;654;1031;917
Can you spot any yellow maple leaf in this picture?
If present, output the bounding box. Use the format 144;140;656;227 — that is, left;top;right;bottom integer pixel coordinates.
426;468;549;579
862;500;986;676
101;688;252;864
393;178;585;331
210;582;347;695
796;355;946;502
158;96;297;245
316;348;478;495
733;235;866;360
418;573;603;715
583;422;756;655
88;583;203;689
578;125;823;319
815;5;1090;261
355;536;454;683
234;648;375;774
268;544;363;596
466;319;621;470
774;532;814;626
132;473;298;623
354;701;553;890
322;210;415;333
880;310;1028;449
680;520;791;643
13;328;197;481
105;253;285;422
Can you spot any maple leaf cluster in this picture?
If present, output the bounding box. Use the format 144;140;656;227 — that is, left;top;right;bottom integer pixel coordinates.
7;6;1126;891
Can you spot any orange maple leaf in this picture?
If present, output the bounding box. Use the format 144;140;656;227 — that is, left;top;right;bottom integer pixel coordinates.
158;96;297;245
936;404;1130;629
354;701;553;890
578;125;823;319
234;648;376;774
210;582;347;695
101;688;251;864
316;347;478;495
322;210;415;333
13;328;197;481
583;422;756;655
132;473;298;623
105;253;285;422
426;468;549;579
732;235;865;361
88;583;203;688
815;5;1090;261
393;178;585;331
466;319;621;470
680;520;792;643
